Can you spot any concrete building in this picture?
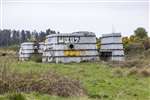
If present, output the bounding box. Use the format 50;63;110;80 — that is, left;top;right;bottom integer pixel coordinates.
100;33;125;61
19;32;125;63
42;31;99;63
19;42;44;61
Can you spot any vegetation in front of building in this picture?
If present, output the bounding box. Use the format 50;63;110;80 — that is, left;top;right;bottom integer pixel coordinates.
0;27;149;100
0;52;150;100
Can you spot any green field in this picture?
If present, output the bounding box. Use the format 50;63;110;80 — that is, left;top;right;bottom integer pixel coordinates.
0;53;149;100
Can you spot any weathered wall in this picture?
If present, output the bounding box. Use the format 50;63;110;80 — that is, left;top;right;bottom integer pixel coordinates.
19;32;125;62
43;32;99;63
19;42;44;61
100;33;125;61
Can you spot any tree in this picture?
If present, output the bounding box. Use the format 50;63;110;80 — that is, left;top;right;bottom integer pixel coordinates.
46;28;56;35
134;27;148;39
129;35;137;43
11;30;18;44
26;30;31;41
122;37;129;47
1;29;11;46
39;31;46;42
21;30;26;42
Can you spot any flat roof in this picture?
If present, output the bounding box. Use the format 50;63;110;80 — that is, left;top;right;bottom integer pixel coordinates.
46;31;96;38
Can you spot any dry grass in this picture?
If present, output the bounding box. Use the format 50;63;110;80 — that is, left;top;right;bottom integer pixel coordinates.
112;68;125;77
0;48;150;100
140;68;150;77
109;59;146;68
0;50;86;97
127;67;150;77
0;65;86;97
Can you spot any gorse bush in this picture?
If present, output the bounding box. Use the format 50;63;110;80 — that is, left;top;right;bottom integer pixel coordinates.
125;42;144;55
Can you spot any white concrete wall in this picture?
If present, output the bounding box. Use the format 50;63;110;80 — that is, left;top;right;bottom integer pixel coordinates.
43;32;98;63
19;42;44;61
111;56;125;61
112;50;124;55
101;44;123;50
49;44;97;50
100;33;125;61
55;56;98;63
101;37;122;44
42;50;98;57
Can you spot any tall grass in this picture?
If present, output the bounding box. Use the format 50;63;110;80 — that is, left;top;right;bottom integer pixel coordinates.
0;55;85;97
0;49;150;100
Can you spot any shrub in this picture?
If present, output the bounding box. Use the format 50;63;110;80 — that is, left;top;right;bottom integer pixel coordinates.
143;49;150;58
128;67;139;75
0;67;86;97
30;54;42;62
8;93;26;100
140;68;150;77
143;38;150;50
125;42;144;54
127;67;150;77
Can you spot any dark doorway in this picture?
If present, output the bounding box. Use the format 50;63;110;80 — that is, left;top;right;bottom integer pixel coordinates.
100;51;112;61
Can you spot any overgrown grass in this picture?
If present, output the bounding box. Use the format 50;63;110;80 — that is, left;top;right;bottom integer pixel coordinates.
0;50;150;100
0;93;93;100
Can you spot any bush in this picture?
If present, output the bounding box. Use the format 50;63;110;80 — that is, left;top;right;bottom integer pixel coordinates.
140;68;150;77
128;67;150;77
128;67;139;75
125;42;144;54
8;93;26;100
143;49;150;58
30;54;42;62
143;39;150;50
0;67;86;97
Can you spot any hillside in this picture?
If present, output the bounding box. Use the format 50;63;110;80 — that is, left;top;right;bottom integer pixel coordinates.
0;49;150;100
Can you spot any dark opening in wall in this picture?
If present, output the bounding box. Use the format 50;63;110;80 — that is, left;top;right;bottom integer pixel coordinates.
33;41;40;53
69;44;74;49
100;51;112;61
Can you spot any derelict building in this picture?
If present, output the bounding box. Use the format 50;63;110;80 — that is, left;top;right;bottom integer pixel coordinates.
19;31;125;63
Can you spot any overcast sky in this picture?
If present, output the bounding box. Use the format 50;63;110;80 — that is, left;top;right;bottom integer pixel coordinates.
0;0;149;37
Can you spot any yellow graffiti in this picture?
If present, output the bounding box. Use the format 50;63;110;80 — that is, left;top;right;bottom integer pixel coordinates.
64;50;80;56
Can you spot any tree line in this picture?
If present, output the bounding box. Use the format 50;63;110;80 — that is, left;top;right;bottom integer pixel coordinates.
0;27;149;53
0;29;57;47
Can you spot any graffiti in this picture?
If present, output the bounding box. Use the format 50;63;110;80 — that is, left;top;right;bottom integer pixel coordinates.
58;36;80;43
64;50;80;56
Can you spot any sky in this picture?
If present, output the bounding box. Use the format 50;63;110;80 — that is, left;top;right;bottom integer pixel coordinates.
0;0;149;37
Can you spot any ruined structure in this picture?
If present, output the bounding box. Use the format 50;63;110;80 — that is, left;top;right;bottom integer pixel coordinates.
42;31;99;63
19;42;44;61
19;32;125;63
100;33;124;61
